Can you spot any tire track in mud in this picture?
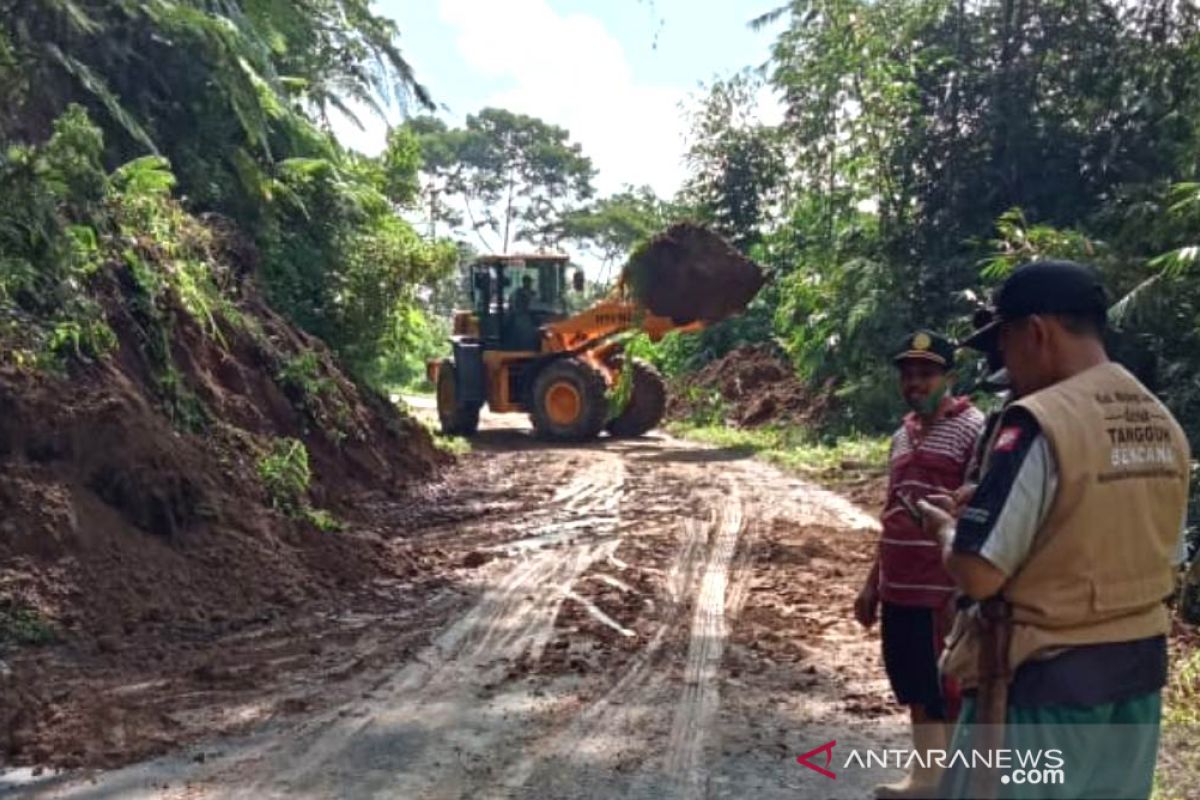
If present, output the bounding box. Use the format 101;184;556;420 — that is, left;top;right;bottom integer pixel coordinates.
661;484;745;799
491;492;716;797
23;431;892;800
492;467;766;800
179;456;630;800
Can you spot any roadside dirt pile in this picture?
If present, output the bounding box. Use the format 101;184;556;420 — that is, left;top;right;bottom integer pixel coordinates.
0;229;446;767
622;223;764;323
667;343;835;428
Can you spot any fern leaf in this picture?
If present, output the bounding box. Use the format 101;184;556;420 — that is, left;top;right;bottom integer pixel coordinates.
44;44;159;155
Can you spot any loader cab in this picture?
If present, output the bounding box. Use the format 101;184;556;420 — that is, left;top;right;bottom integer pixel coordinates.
469;254;574;351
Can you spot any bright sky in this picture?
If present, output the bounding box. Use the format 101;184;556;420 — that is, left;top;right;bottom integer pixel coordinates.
334;0;784;199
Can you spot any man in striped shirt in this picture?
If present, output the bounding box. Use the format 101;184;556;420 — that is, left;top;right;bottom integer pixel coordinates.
854;330;985;799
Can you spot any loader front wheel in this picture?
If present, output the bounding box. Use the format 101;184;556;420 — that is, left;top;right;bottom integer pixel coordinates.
530;359;608;441
437;360;480;436
607;358;667;438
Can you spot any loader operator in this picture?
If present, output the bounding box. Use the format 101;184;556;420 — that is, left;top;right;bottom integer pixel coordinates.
509;274;538;350
854;330;984;799
511;274;535;314
917;261;1191;800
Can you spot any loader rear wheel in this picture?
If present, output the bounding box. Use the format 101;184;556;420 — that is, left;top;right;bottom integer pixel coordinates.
607;358;667;438
436;360;480;436
530;359;608;441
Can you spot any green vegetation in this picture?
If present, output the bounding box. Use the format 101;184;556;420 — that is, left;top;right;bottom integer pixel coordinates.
1158;647;1200;799
277;352;333;403
374;305;452;393
255;436;344;529
402;109;595;252
608;1;1200;547
554;187;679;278
431;431;472;457
257;437;312;513
301;507;344;533
607;2;1200;442
408;412;472;455
1165;648;1200;727
1;0;456;386
667;421;888;484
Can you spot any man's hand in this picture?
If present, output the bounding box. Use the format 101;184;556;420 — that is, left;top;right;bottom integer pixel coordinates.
952;483;977;513
917;497;956;550
854;581;880;628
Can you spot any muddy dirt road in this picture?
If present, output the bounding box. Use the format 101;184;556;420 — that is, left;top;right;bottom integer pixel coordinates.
5;402;906;799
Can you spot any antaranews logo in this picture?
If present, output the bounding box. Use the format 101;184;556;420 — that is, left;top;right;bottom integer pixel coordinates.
797;741;1066;787
796;740;838;779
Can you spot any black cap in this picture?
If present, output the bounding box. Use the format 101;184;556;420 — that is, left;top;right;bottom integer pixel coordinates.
969;307;1006;385
893;330;956;369
963;260;1108;350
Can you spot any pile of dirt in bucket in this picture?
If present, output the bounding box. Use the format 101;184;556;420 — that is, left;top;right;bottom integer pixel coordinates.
0;227;446;766
622;223;765;323
667;343;835;429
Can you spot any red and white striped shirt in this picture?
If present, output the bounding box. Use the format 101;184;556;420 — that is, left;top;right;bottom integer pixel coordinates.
878;396;985;608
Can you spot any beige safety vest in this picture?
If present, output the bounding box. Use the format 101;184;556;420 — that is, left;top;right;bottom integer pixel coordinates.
942;362;1191;689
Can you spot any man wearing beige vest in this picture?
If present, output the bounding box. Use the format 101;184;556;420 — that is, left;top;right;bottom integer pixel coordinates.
917;261;1191;800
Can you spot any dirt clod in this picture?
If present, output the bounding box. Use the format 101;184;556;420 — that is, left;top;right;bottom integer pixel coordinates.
461;550;493;568
622;223;764;323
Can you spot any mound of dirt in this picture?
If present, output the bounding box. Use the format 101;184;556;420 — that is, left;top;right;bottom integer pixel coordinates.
622;223;764;323
0;239;446;766
667;344;835;429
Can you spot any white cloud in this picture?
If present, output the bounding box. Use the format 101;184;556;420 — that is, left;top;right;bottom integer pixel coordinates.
438;0;689;199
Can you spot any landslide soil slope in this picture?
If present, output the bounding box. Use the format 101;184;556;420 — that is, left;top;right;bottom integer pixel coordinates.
0;258;445;771
7;403;909;800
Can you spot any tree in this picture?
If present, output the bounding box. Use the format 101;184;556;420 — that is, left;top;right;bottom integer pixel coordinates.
749;0;1200;433
680;72;786;250
451;108;595;253
555;186;677;279
402;110;595;252
402;116;467;240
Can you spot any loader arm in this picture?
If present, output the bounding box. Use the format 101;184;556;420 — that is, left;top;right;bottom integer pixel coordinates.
540;297;704;354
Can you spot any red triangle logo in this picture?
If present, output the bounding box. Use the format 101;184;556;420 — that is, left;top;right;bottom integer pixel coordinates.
796;740;837;779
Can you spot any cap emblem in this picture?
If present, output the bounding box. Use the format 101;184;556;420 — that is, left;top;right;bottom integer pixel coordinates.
912;332;932;351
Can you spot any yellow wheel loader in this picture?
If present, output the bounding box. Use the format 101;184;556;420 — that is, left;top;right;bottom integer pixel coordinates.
427;253;703;441
428;227;763;442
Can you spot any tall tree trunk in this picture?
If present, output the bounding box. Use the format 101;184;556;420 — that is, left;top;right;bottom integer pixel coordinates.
463;196;497;252
428;186;438;241
503;170;516;253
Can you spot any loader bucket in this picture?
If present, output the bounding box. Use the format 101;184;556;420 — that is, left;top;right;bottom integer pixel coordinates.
622;223;765;324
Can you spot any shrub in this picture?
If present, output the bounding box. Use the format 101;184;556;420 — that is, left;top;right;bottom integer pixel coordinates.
257;437;311;512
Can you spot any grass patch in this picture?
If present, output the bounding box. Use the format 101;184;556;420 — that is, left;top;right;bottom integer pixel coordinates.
1165;646;1200;727
402;404;471;456
1157;647;1200;800
385;382;434;401
301;507;344;533
667;421;889;483
432;432;471;455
